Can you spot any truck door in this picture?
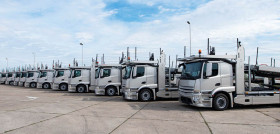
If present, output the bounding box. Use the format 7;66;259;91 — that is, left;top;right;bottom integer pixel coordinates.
98;68;112;87
201;62;221;91
130;66;146;90
71;70;82;84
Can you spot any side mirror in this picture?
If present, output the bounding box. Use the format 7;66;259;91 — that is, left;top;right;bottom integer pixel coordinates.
206;63;212;77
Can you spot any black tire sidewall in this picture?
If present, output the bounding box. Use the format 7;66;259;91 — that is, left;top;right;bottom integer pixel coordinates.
60;84;68;91
77;85;85;93
139;89;152;102
213;93;229;111
106;87;116;96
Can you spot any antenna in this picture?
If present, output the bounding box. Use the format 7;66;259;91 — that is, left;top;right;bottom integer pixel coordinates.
207;38;210;55
135;47;137;60
175;55;178;69
184;46;186;58
127;47;130;60
256;47;259;65
237;38;239;49
271;58;273;67
274;59;275;67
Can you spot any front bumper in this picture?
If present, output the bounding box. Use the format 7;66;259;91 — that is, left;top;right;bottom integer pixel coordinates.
52;83;59;90
122;88;138;100
179;91;212;108
37;83;43;88
68;84;76;92
24;82;30;87
95;86;105;95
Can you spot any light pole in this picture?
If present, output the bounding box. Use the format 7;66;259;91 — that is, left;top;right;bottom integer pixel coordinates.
80;43;83;66
32;52;35;68
6;57;8;68
187;21;191;56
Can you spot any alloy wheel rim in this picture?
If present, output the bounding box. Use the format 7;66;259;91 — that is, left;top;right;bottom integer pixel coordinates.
142;91;151;101
217;97;227;109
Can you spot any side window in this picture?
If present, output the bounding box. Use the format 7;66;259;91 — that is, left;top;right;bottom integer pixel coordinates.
73;70;81;77
203;63;219;77
102;69;111;77
136;67;145;77
212;63;218;76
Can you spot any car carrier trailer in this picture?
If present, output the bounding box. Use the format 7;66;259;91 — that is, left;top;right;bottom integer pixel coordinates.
178;40;280;110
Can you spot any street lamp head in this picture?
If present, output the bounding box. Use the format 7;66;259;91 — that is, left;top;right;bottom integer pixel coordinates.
80;43;83;45
187;21;190;24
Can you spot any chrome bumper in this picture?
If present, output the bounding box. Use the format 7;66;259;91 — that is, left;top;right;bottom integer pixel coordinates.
122;88;138;100
52;83;59;90
95;86;105;95
68;84;76;92
179;91;212;108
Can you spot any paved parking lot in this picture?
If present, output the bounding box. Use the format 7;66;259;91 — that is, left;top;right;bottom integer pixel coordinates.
0;85;279;134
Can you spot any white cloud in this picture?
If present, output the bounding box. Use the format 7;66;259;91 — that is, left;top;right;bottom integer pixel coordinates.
0;0;280;70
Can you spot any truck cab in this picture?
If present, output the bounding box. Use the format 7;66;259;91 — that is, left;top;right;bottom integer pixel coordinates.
179;60;233;108
94;64;123;96
13;72;21;86
18;71;27;86
122;51;179;101
52;68;71;91
0;73;6;84
37;69;54;89
6;72;16;85
68;66;91;93
25;70;39;88
178;42;280;110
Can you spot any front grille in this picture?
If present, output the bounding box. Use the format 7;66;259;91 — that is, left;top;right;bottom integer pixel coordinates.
179;86;194;93
181;97;192;104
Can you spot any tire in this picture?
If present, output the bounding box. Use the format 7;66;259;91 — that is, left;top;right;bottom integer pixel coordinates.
30;82;36;88
60;84;68;91
106;86;117;96
9;81;14;85
77;85;86;93
139;89;153;102
43;83;50;89
213;93;229;111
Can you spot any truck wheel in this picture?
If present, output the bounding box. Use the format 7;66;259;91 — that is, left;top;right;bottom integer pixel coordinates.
30;83;36;88
106;87;116;96
213;93;229;111
77;85;86;93
60;84;68;91
139;89;152;101
9;81;14;85
43;83;50;89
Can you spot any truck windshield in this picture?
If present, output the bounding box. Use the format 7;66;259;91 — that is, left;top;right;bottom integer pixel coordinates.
40;72;47;78
16;73;21;78
95;68;100;78
123;66;132;79
8;73;12;77
181;62;203;80
28;73;34;78
56;71;64;77
21;73;27;78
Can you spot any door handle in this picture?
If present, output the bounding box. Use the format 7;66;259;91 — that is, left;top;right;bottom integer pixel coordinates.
141;81;146;84
62;79;64;81
32;79;34;80
108;80;112;83
79;80;82;82
215;83;221;86
45;79;47;81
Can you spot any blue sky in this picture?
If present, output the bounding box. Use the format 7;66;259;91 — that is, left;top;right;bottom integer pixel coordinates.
0;0;280;71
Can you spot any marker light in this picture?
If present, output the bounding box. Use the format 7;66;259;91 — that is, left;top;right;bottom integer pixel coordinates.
199;49;202;54
69;64;70;67
128;57;131;60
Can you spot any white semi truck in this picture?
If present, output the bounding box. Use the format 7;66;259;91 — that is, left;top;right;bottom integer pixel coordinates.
0;72;6;84
13;71;21;86
52;68;71;91
5;72;16;85
94;64;123;96
25;70;39;88
178;41;280;110
122;50;180;101
18;71;27;86
68;60;96;93
37;69;54;89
